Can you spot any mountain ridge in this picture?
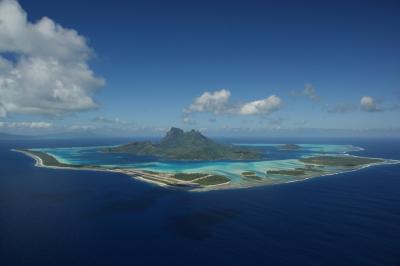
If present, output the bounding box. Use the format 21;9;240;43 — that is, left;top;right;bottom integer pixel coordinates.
102;127;262;160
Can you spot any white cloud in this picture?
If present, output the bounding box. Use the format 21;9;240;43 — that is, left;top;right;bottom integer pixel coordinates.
361;96;381;112
184;89;282;116
0;121;52;128
0;0;104;117
185;89;231;114
239;95;281;115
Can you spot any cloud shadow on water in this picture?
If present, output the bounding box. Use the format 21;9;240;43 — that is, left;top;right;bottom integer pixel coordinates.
83;188;174;218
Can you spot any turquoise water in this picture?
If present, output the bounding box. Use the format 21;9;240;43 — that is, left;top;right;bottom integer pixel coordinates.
33;144;380;187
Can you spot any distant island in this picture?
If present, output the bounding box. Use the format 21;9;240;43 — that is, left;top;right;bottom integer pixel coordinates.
102;127;262;161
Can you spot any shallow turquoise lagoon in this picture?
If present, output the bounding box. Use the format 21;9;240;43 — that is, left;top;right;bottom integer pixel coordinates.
33;144;373;187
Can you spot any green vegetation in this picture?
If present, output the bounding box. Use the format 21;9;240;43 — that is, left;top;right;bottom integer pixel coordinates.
268;156;384;177
17;149;95;169
102;127;262;161
267;169;306;176
299;156;383;167
19;149;70;167
296;165;323;172
267;164;324;177
241;171;256;176
241;171;263;181
280;144;301;150
194;175;230;186
173;173;208;181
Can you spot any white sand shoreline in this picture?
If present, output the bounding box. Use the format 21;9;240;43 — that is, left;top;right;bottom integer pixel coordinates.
12;149;200;189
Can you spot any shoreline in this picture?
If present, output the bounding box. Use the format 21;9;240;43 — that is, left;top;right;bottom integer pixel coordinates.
12;148;400;192
12;149;206;189
12;149;44;167
12;149;112;173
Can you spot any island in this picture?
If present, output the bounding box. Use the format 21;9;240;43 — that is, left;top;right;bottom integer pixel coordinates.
13;127;399;191
102;127;262;160
241;171;263;181
299;156;382;167
15;149;105;170
266;156;384;178
266;165;323;177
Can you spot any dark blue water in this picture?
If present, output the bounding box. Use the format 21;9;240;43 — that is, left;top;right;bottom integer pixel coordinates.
1;138;400;265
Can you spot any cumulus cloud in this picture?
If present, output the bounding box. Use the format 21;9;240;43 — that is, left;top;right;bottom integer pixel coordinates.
0;0;105;117
184;89;282;116
0;121;52;128
185;89;231;115
360;96;381;112
238;95;281;115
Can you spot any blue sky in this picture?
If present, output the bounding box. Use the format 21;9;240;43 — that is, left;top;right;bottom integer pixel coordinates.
0;0;399;137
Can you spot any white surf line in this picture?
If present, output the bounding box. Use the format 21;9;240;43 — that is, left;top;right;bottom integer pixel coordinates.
12;149;43;167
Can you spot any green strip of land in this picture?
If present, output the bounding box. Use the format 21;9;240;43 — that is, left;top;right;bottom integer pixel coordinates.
172;173;209;181
267;169;306;176
19;149;71;167
193;175;230;186
241;171;263;181
299;156;382;167
17;149;96;169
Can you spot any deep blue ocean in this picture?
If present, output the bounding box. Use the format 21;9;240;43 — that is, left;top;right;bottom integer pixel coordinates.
1;138;400;266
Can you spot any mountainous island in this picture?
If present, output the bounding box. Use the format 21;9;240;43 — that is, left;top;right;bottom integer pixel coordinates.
13;127;396;191
102;127;263;160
